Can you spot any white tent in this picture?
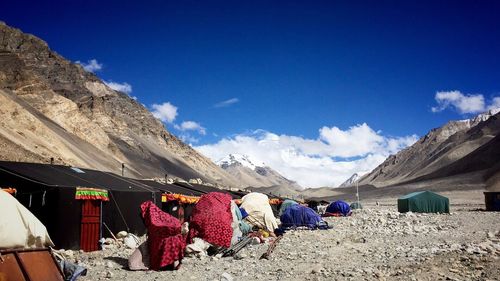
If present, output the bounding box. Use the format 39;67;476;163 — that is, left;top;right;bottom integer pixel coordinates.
0;190;54;249
240;192;278;232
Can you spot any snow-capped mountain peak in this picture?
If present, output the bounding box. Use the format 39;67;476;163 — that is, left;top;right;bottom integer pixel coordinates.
339;173;361;187
216;153;303;190
216;154;264;170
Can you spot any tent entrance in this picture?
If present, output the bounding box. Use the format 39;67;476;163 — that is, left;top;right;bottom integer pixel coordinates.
80;200;102;252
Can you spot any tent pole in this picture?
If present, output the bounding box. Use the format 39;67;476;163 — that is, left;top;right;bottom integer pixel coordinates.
356;181;360;207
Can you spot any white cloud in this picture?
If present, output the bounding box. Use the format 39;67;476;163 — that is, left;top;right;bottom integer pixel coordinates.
151;102;178;123
76;59;103;72
319;123;384;158
215;98;239;108
487;97;500;111
175;121;206;135
431;90;489;114
195;125;418;188
104;81;133;95
179;134;200;144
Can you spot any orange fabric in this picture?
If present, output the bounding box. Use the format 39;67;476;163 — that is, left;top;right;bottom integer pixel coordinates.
233;198;282;205
161;193;282;205
1;188;16;194
162;194;200;204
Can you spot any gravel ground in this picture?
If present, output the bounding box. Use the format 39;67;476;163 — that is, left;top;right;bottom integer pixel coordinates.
60;202;500;281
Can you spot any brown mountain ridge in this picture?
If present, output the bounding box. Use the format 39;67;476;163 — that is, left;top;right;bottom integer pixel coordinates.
0;22;240;187
359;109;500;190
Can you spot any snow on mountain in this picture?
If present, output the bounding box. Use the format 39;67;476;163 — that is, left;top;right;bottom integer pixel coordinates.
216;154;264;170
339;173;361;187
217;154;302;190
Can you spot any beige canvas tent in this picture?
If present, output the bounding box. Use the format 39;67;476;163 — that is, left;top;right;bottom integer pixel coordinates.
0;190;54;249
240;192;278;232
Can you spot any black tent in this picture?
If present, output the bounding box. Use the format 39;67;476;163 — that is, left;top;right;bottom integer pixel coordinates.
136;180;204;197
174;182;242;199
0;161;161;250
135;180;204;221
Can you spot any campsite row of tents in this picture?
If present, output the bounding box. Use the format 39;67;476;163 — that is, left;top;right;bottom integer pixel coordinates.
0;160;455;253
0;161;252;251
0;161;330;252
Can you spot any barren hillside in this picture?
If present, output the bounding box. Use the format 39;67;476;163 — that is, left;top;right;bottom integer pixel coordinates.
359;110;500;188
0;22;240;187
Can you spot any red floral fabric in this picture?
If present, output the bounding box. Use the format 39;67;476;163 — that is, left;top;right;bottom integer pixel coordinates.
188;192;233;248
140;201;186;270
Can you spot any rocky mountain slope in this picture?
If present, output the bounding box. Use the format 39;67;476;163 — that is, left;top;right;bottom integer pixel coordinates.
217;154;302;190
0;22;240;187
359;109;500;188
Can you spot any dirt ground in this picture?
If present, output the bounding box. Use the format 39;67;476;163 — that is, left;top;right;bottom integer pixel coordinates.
63;190;500;281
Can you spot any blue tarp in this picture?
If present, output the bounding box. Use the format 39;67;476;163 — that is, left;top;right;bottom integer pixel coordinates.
326;200;351;216
280;204;324;229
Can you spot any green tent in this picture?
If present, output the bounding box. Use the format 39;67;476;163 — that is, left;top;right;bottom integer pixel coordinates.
279;199;298;216
397;191;449;213
350;202;363;210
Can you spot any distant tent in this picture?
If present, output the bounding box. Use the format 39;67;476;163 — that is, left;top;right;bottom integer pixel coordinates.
397;191;449;213
325;200;351;216
350;202;363;210
279;199;298;216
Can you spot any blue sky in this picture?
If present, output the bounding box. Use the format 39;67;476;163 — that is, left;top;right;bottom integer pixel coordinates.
3;1;500;187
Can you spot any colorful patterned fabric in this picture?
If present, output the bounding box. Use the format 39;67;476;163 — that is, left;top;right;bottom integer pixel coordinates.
140;201;186;270
162;193;200;204
234;198;282;205
188;192;233;248
75;187;109;201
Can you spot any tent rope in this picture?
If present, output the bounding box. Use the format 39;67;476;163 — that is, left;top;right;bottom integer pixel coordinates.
108;190;130;232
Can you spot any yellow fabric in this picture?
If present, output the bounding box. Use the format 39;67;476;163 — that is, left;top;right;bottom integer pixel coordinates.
162;193;200;204
0;190;54;249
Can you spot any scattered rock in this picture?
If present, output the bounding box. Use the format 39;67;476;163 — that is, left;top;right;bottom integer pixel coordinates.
220;272;233;281
106;261;114;268
116;231;128;239
65;208;500;281
64;249;74;259
124;235;139;249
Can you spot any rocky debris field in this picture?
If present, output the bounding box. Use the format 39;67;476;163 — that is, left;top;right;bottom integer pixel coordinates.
60;206;500;281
